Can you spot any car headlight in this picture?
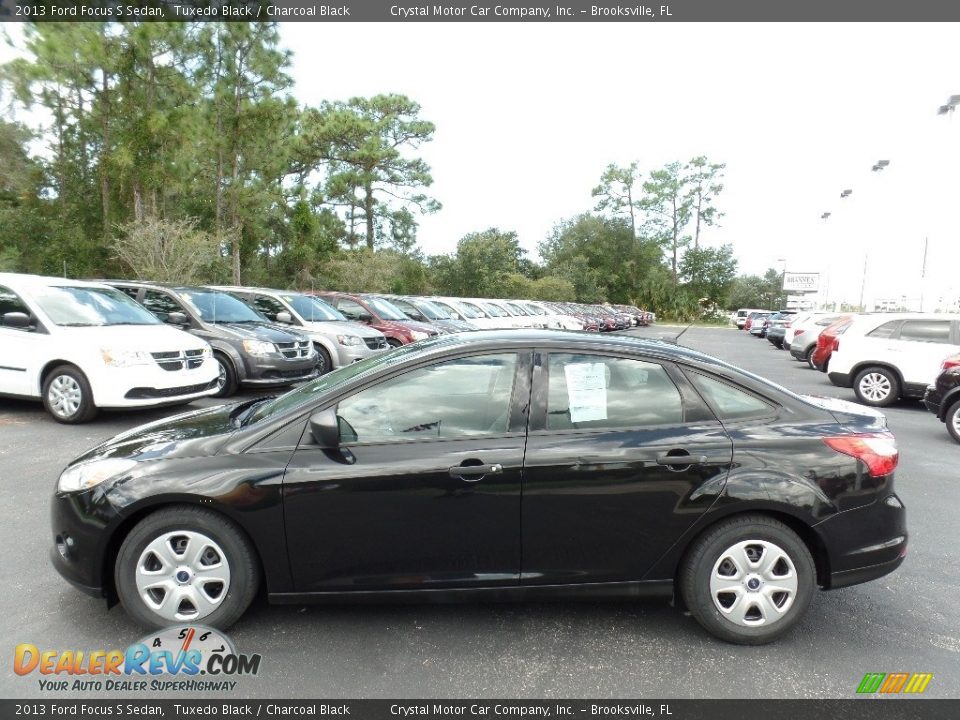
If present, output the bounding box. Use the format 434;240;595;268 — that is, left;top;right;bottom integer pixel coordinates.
337;335;364;346
242;339;275;356
58;458;137;493
410;331;429;341
101;348;151;367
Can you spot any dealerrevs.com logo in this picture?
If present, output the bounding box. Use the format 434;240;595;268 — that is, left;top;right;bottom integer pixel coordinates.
856;672;933;695
14;625;261;692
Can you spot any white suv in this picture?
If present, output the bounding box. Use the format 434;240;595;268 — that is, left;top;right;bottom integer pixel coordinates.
827;313;960;406
0;274;219;423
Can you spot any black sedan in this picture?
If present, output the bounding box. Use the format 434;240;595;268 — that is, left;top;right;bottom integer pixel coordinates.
50;331;907;645
923;352;960;443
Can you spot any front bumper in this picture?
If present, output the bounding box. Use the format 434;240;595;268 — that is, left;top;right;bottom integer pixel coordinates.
241;353;319;387
815;492;907;590
50;487;119;600
335;342;387;367
828;371;852;388
923;385;942;418
92;362;219;408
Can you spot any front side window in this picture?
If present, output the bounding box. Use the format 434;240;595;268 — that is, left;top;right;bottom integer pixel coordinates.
898;320;952;343
252;294;287;321
0;285;30;318
31;285;160;327
546;353;683;431
334;298;368;321
142;290;184;322
337;354;519;443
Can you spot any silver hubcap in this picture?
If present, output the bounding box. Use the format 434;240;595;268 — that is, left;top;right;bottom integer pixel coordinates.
216;361;227;389
135;530;231;622
48;375;82;418
859;372;892;402
951;407;960;437
710;539;798;627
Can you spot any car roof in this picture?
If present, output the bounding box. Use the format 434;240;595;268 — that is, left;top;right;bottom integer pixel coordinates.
102;279;225;294
0;273;116;290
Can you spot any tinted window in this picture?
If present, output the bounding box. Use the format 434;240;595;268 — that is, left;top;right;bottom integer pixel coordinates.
867;320;901;339
546;353;683;431
0;285;30;317
337;354;519;443
142;290;184;322
898;320;952;343
688;372;774;421
252;294;286;321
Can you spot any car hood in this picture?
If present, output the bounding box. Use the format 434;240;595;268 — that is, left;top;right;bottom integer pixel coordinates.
69;402;244;467
301;320;384;338
204;322;305;343
57;324;205;351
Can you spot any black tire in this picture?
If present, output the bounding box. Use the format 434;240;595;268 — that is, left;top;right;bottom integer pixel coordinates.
115;506;260;630
386;338;403;348
945;399;960;444
212;353;238;398
853;366;900;407
804;346;816;369
680;514;815;645
314;344;334;376
41;364;98;424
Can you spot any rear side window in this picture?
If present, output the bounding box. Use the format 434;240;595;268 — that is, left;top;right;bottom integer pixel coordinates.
898;320;952;343
867;320;901;339
546;353;683;430
688;372;775;422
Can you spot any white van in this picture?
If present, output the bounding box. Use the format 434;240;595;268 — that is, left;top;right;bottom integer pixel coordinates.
0;274;219;423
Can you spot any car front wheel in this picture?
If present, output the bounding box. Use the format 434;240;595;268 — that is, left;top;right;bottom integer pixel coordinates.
42;365;98;424
680;515;815;645
854;366;900;407
115;506;260;629
946;399;960;444
212;353;238;398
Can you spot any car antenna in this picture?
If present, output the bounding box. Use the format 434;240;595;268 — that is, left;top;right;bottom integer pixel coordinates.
671;320;695;346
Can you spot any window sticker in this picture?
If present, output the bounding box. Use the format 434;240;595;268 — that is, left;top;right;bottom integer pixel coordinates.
564;362;608;423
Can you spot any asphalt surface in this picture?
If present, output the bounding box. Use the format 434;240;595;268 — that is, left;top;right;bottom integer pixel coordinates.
1;326;957;699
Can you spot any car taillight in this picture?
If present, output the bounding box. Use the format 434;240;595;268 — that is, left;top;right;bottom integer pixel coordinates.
794;328;806;337
941;354;960;371
823;433;899;477
831;337;840;351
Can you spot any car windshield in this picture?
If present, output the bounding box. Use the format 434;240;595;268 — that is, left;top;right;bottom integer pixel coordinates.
451;301;484;319
31;285;161;327
179;290;267;323
365;297;408;320
481;302;508;317
245;335;459;425
282;294;346;322
505;302;529;315
412;300;450;320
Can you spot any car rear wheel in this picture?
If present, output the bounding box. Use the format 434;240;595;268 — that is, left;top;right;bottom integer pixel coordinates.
854;367;900;407
386;338;403;348
212;353;238;398
804;346;816;369
680;515;815;645
42;365;98;424
946;399;960;444
115;506;259;630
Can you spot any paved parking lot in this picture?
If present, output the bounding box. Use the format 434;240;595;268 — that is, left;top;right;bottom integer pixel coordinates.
1;326;957;699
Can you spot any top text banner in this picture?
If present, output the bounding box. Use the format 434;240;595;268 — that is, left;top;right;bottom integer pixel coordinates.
3;0;960;21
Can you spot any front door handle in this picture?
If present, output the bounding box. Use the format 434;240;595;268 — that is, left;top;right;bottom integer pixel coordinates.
656;453;708;466
449;463;503;481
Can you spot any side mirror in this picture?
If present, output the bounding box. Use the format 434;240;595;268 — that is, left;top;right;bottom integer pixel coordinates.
308;408;341;448
166;311;189;326
358;313;373;324
275;311;293;324
2;311;33;329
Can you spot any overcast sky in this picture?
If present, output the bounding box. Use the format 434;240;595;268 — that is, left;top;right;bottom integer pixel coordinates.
4;22;959;309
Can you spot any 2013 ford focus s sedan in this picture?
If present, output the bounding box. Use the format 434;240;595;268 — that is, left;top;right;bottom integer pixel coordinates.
50;331;907;644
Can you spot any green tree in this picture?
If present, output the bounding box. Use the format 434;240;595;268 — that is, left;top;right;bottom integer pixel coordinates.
591;161;641;238
640;161;692;284
684;156;725;249
679;244;738;306
432;228;527;297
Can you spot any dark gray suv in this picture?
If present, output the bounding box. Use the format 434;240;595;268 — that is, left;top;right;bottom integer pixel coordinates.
107;282;318;397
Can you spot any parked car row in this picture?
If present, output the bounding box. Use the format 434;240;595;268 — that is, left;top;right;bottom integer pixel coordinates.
0;272;654;423
737;306;960;444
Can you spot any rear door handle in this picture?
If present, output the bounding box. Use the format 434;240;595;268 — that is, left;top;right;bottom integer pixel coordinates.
449;463;503;481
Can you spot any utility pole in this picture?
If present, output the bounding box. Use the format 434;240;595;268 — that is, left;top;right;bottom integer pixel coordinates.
859;253;869;312
919;237;929;312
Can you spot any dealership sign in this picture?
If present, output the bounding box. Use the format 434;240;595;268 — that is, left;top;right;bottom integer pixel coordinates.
782;272;820;293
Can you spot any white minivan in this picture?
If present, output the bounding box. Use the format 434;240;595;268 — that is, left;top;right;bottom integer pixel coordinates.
0;274;219;423
826;312;960;406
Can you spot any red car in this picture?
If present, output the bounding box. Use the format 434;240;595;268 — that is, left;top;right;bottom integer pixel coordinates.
811;316;853;372
316;292;440;346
